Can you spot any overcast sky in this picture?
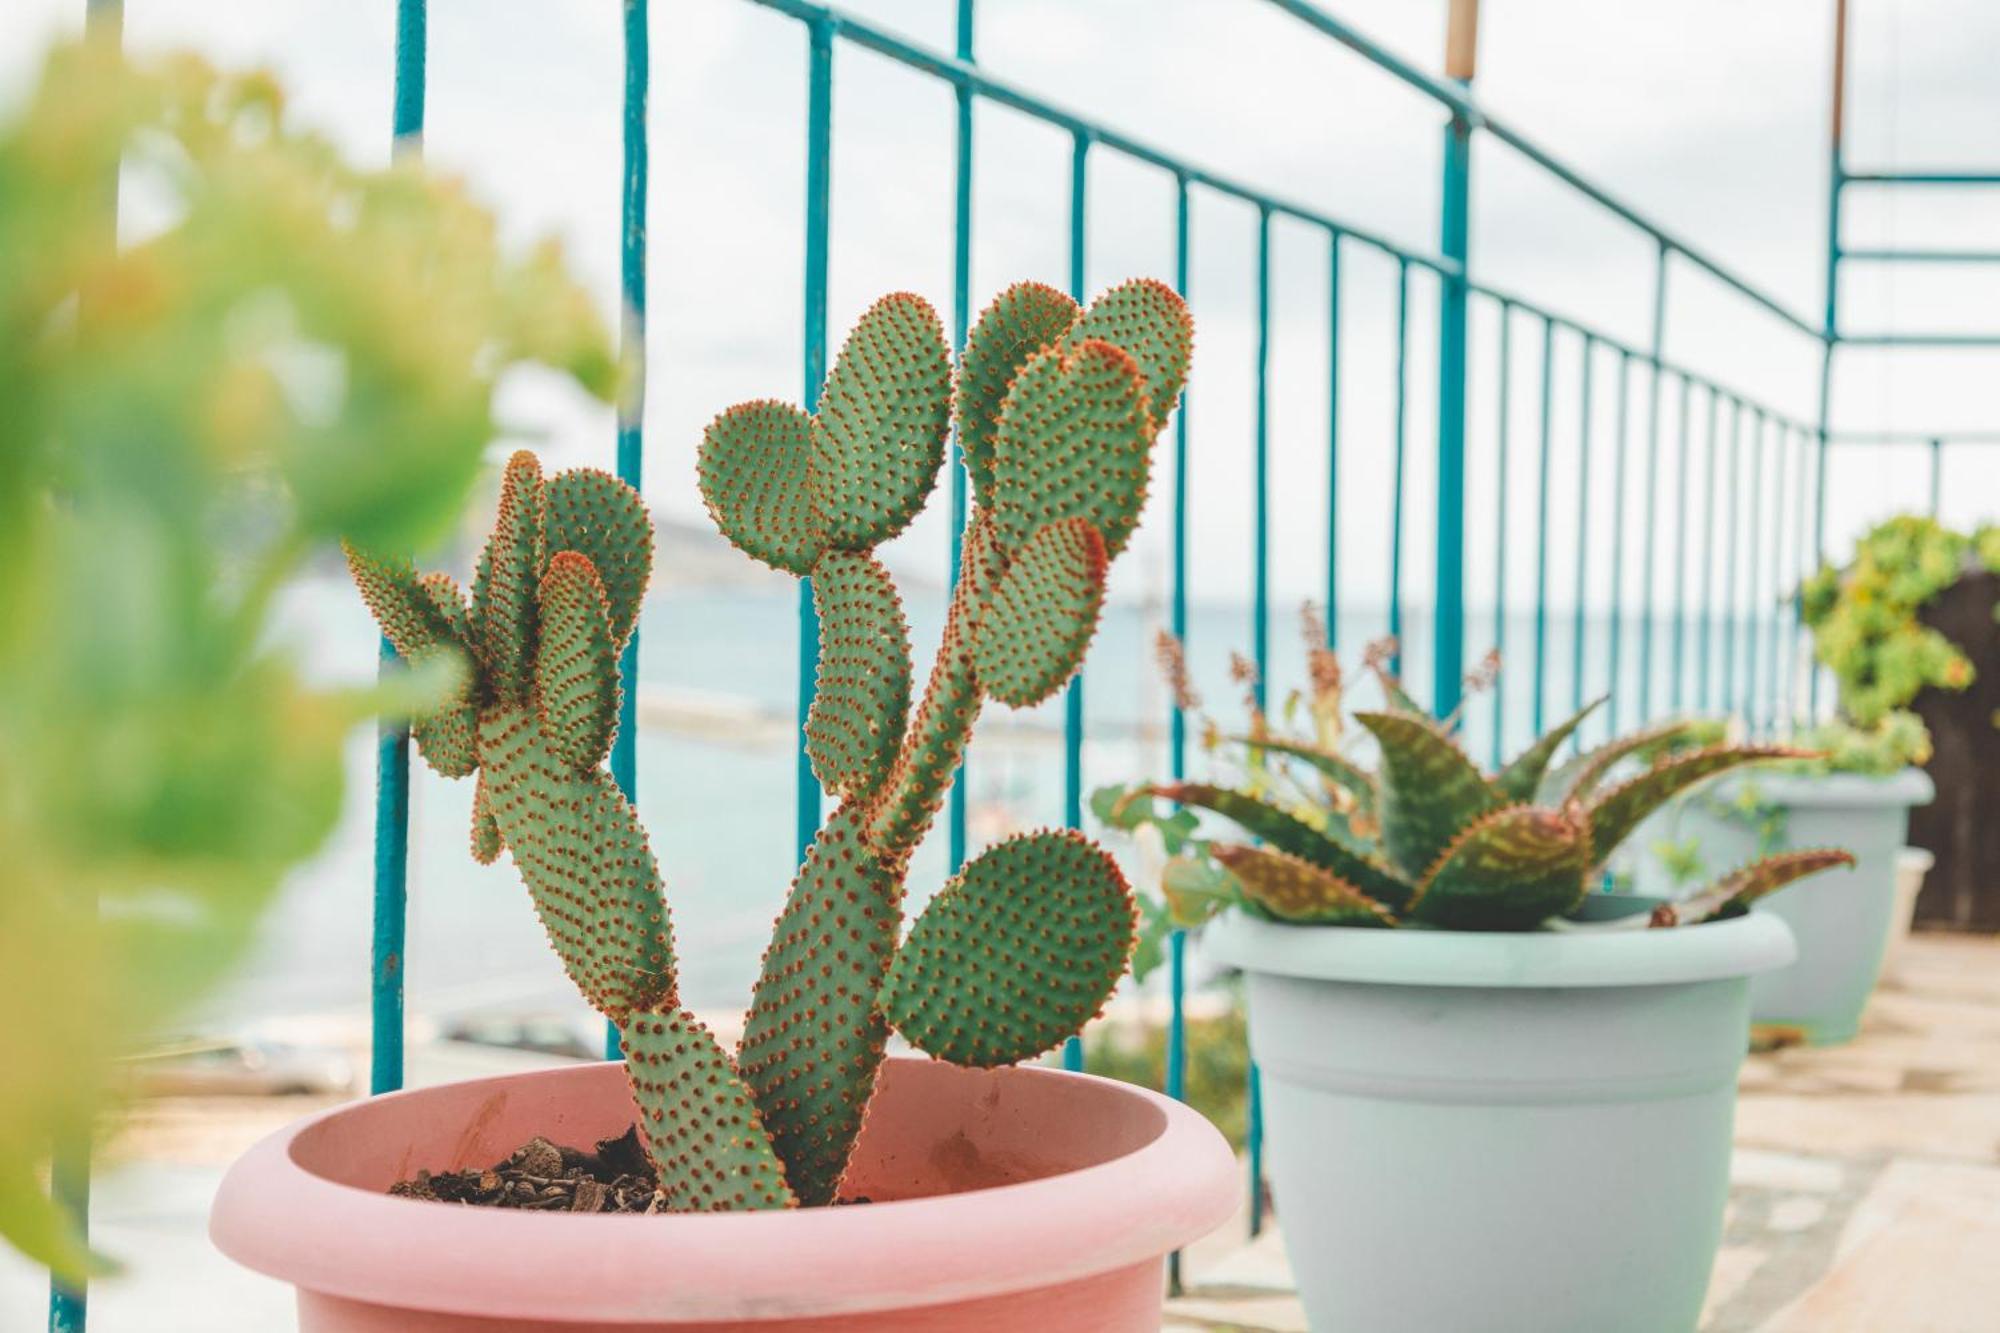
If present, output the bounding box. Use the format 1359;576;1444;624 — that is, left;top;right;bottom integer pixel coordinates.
8;0;1998;621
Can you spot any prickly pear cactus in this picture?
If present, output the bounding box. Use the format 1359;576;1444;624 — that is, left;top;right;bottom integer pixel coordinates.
353;277;1193;1213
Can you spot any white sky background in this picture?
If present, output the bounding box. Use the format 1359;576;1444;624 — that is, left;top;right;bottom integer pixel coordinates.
6;0;1998;621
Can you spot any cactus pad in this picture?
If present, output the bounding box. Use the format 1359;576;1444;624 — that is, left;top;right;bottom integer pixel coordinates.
1067;277;1194;432
1211;843;1395;926
409;645;480;777
810;292;952;550
534;552;621;774
1355;709;1501;881
990;338;1152;560
1413;805;1591;930
418;571;474;650
971;518;1108;707
1152;782;1412;909
736;803;901;1206
471;451;545;705
624;1009;795;1211
543;467;653;647
1586;745;1808;866
470;769;502;864
805;552;912;802
478;706;674;1022
956;282;1081;505
878;830;1134;1067
344;545;453;662
1492;696;1603;802
696;399;826;576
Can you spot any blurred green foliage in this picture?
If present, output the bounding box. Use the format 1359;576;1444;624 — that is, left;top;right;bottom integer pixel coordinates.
1798;515;1999;728
0;39;614;1276
1084;1004;1250;1151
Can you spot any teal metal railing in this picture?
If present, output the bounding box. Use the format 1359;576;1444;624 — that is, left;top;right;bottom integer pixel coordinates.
52;0;2000;1324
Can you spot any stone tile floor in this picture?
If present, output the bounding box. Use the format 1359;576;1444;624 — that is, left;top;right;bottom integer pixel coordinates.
1163;932;2000;1332
1;933;1994;1330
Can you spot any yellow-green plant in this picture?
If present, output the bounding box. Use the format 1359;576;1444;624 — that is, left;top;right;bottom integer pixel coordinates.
0;41;614;1275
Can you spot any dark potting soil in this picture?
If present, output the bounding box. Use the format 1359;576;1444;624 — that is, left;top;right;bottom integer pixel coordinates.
388;1125;662;1213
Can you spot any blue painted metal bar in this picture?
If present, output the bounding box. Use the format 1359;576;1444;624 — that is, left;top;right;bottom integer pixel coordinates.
1325;234;1343;647
370;0;427;1103
1842;169;2000;184
946;0;975;876
1605;354;1631;735
1569;336;1595;739
1699;388;1719;709
1670;375;1690;711
1388;259;1410;677
1928;438;1944;517
606;0;651;1062
1530;317;1554;735
1061;129;1090;1076
1744;411;1767;731
1812;0;1847;724
1722;400;1742;715
1766;419;1790;727
1841;247;2000;263
795;16;833;864
1247;203;1275;1238
1838;331;2000;347
1636;246;1667;721
1490;301;1513;767
1828;429;2000;445
1433;75;1474;721
1164;171;1192;1297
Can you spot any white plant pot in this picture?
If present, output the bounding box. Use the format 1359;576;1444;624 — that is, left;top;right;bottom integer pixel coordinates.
1630;769;1934;1043
1208;904;1795;1333
1882;846;1937;985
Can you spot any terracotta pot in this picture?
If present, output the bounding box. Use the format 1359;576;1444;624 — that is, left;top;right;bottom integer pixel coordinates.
210;1056;1233;1331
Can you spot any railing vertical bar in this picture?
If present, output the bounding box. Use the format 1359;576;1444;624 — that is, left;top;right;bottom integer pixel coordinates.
1531;317;1555;734
1433;83;1474;720
1670;375;1690;711
794;16;834;864
1325;232;1343;648
1744;410;1766;732
1791;427;1814;727
1387;258;1411;677
1164;172;1192;1298
1637;244;1667;722
1783;427;1806;726
1722;400;1742;715
1060;129;1090;1075
1489;302;1513;768
606;0;652;1061
946;0;975;876
370;0;427;1103
1766;421;1790;729
1928;437;1943;518
1699;387;1719;709
1605;353;1631;735
1569;336;1594;740
1246;203;1274;1238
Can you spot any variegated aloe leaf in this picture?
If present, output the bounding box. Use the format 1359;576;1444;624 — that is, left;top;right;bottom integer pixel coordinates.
1149;782;1412;910
1411;805;1591;930
1228;734;1377;815
1539;717;1713;806
1353;710;1501;882
1586;745;1809;867
1491;696;1605;803
1654;849;1857;927
1211;844;1395;927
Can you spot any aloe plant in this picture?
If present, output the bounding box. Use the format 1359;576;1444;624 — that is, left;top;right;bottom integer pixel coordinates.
1101;650;1852;933
347;279;1192;1209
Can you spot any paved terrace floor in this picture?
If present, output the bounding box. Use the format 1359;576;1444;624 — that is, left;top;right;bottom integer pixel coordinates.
1;932;1996;1330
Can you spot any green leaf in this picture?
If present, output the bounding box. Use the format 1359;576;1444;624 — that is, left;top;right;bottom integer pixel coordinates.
1661;848;1858;926
810;292;952;550
697;399;825;576
956;282;1080;506
1161;852;1241;927
1411;805;1591;930
1491;696;1604;802
971;518;1107;707
1353;710;1500;881
623;1009;795;1211
1211;843;1395;926
1131;893;1174;983
805;552;912;802
879;829;1134;1068
1153;782;1413;909
1542;717;1714;806
1227;733;1377;814
1586;745;1808;867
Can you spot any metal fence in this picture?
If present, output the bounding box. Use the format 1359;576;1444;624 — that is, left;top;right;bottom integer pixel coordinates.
50;0;1998;1326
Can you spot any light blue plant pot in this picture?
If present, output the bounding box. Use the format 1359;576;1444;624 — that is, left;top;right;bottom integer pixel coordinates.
1629;769;1934;1045
1207;909;1795;1333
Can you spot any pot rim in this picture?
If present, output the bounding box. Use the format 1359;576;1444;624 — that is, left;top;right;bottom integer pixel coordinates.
1708;765;1935;808
209;1056;1236;1323
1205;907;1796;989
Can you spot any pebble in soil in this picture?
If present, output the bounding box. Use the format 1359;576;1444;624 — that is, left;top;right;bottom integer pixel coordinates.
388;1125;661;1214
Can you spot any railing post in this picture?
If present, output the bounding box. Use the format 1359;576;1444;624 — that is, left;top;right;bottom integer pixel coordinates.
1928;437;1943;518
1811;0;1850;720
1060;129;1090;1075
1431;0;1479;719
795;16;833;863
946;0;976;876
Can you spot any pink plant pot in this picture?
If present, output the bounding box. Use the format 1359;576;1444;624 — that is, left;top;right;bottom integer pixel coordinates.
210;1055;1235;1330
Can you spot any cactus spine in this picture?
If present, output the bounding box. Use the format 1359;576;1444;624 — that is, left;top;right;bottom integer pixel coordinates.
350;278;1192;1210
